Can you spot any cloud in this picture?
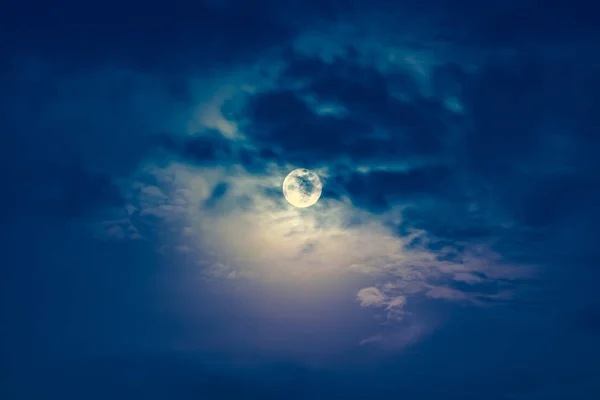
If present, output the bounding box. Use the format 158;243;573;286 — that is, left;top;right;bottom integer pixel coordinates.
357;287;408;327
357;287;386;307
3;61;188;178
0;159;124;226
4;0;600;368
87;29;582;350
3;5;600;400
235;50;454;170
425;286;467;301
116;152;537;353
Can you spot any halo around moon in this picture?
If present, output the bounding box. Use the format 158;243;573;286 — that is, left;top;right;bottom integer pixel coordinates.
282;169;323;208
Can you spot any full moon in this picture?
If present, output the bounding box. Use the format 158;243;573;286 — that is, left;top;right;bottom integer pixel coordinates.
282;168;323;208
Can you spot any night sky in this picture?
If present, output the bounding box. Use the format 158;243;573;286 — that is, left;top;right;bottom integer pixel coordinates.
2;1;600;399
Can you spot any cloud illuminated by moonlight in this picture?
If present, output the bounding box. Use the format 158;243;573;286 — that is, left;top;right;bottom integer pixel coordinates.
94;41;539;348
109;158;536;328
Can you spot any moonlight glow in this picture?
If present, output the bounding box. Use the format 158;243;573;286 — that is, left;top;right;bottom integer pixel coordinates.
282;169;323;208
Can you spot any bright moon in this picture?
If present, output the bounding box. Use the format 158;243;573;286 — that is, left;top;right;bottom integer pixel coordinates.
282;168;323;208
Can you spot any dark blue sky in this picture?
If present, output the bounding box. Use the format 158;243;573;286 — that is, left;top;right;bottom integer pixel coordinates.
2;1;600;399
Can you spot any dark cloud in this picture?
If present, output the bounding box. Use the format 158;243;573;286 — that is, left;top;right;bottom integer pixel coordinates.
462;57;560;176
2;1;600;399
512;174;600;228
238;147;283;173
1;159;123;226
203;182;230;209
339;166;453;213
158;129;235;166
243;89;370;164
228;37;600;260
300;56;392;117
242;54;453;166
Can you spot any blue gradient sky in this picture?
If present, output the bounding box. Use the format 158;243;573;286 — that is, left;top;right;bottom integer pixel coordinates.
2;1;600;399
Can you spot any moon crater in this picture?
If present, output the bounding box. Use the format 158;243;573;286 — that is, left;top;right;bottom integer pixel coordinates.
282;169;323;208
